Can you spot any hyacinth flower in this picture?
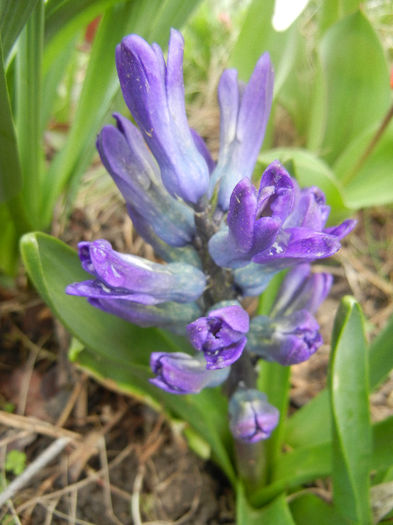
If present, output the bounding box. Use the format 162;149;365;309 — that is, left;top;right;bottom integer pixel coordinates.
187;304;249;370
247;264;333;365
67;29;356;451
229;389;280;443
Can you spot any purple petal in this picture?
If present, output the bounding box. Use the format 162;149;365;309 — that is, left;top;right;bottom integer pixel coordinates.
87;298;201;333
204;337;247;370
271;264;333;316
229;389;279;443
75;240;206;304
190;128;215;174
116;31;209;204
214;53;274;210
227;178;257;252
150;352;229;394
324;219;357;240
97;117;195;247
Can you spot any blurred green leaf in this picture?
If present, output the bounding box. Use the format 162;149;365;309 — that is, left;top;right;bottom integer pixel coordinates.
334;119;393;209
229;0;299;96
238;486;295;525
0;39;23;204
329;296;372;524
290;494;348;525
0;204;19;275
251;442;331;506
310;11;390;165
318;0;363;35
0;0;39;63
15;0;44;228
20;231;235;483
369;312;393;390
371;416;393;474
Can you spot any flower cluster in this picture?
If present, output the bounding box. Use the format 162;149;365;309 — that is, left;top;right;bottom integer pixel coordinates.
67;29;355;444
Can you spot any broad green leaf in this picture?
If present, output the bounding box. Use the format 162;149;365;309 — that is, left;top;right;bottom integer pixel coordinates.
310;11;390;165
250;443;331;507
0;0;39;64
334;119;393;209
258;148;347;220
290;494;348;525
15;0;44;229
318;0;363;35
20;232;236;483
329;296;372;524
0;39;23;204
237;485;295;525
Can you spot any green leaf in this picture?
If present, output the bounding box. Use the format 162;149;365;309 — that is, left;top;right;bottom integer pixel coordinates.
0;0;39;64
257;361;290;481
0;38;23;204
237;485;295;525
318;0;363;35
251;416;393;508
285;304;393;451
334;119;393;209
310;11;390;165
290;494;348;525
258;148;347;221
20;232;236;483
229;0;299;95
369;312;393;391
250;442;331;507
15;0;44;228
329;296;372;524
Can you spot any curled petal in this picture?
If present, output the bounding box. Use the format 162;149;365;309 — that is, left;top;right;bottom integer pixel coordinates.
229;389;279;443
271;264;333;317
150;352;229;394
187;304;249;369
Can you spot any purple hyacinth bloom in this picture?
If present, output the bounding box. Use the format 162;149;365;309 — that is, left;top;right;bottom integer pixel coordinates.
66;239;206;305
116;29;210;205
209;53;274;210
229;389;279;443
97;113;195;247
248;310;323;366
209;162;295;268
150;352;230;394
186;304;249;370
271;263;333;317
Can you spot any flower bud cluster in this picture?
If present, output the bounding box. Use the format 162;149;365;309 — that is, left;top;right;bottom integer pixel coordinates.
67;30;355;443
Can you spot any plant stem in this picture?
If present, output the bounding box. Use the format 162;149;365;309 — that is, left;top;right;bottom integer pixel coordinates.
343;101;393;185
